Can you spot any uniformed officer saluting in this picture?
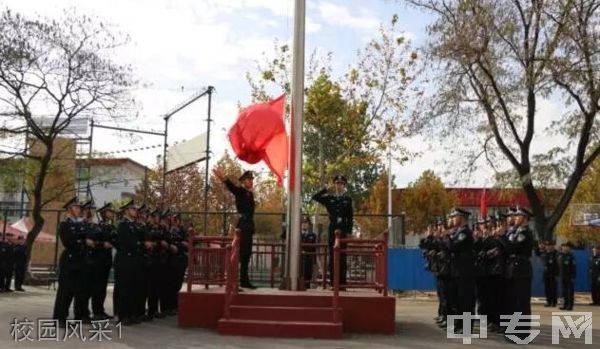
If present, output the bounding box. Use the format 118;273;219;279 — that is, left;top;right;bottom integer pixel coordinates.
312;175;353;288
113;199;142;325
504;206;534;340
53;197;89;328
214;168;257;289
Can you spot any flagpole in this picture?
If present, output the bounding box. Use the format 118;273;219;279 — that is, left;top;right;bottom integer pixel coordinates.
285;0;305;291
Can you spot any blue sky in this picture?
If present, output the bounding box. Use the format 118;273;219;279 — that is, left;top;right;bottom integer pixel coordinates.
0;0;465;187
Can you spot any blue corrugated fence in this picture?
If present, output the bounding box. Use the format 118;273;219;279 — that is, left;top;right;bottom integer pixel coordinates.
388;248;593;297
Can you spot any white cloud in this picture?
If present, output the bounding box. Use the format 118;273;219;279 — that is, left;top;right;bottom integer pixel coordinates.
317;2;379;31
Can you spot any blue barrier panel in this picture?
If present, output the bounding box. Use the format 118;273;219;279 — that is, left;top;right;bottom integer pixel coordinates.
388;247;592;296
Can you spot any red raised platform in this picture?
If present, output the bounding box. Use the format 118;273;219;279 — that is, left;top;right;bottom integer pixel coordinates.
178;286;395;338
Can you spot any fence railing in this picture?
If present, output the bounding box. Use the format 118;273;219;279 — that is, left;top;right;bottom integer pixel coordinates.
186;235;232;291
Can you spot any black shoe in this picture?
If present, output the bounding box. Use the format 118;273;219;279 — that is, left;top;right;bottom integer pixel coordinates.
101;312;114;320
559;306;567;310
544;303;552;307
142;315;154;322
241;283;257;290
155;312;166;319
80;316;92;324
5;289;13;293
15;287;25;292
57;320;66;329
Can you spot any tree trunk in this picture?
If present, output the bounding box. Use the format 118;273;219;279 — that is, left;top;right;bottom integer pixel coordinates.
24;143;52;282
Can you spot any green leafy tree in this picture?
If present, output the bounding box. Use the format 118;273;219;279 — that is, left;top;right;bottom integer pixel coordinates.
247;15;418;204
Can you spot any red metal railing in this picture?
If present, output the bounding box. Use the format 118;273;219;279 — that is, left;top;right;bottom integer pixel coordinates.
186;235;232;291
223;229;241;319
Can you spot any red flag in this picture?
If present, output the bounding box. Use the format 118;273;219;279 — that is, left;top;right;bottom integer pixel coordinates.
480;188;488;219
228;94;288;185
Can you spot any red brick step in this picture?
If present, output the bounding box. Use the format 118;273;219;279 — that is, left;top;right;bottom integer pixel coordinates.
218;318;343;339
230;305;342;322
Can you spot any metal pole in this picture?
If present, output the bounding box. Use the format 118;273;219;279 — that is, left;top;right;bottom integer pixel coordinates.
203;87;213;235
387;149;393;233
286;0;306;291
162;117;169;200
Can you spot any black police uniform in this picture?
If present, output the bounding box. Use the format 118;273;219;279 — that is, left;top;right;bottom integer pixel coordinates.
224;178;255;287
0;240;14;291
504;224;534;338
447;224;476;330
91;219;116;318
534;247;559;306
145;222;162;318
114;216;142;324
590;253;600;305
436;233;452;327
132;220;150;320
156;221;172;316
12;242;27;291
484;233;506;329
52;216;89;323
419;234;441;319
311;187;353;286
167;223;187;312
559;251;576;310
473;233;489;317
301;227;317;289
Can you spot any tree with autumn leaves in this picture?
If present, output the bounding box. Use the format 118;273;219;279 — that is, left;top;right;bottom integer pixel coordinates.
135;151;284;237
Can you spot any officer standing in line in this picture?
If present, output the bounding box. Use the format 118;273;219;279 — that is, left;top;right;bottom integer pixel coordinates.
311;175;353;288
473;217;489;318
419;221;439;321
168;212;188;314
482;212;506;333
156;209;172;317
446;208;475;334
504;206;534;340
12;236;27;292
80;200;99;321
559;243;576;310
435;217;451;329
134;205;152;322
114;199;142;326
534;240;559;307
590;245;600;306
53;197;88;328
146;208;163;319
0;235;14;292
301;215;317;289
91;203;116;320
214;168;257;289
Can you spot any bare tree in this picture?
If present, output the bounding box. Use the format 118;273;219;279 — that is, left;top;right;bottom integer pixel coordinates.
0;8;135;267
406;0;600;240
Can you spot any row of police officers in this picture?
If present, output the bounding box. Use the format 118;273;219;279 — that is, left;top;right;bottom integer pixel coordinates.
0;235;27;292
52;197;188;327
420;206;535;340
420;206;600;339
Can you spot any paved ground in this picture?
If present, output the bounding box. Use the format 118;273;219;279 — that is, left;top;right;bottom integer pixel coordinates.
0;286;598;348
